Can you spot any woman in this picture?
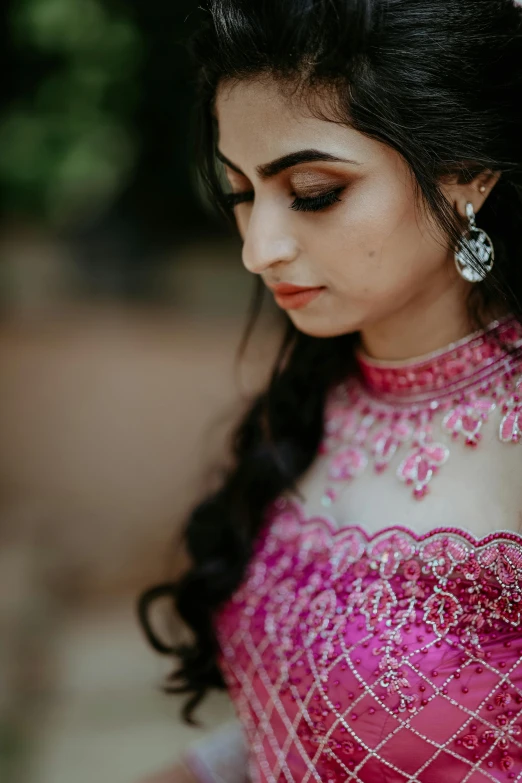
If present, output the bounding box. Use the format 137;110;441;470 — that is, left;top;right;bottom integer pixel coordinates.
139;1;522;781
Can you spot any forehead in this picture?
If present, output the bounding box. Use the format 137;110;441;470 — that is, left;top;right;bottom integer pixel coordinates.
214;77;384;170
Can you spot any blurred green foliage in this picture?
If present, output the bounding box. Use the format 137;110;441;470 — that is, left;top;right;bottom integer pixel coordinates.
0;0;143;226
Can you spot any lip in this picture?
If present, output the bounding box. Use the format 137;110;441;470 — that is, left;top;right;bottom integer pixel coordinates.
268;283;326;310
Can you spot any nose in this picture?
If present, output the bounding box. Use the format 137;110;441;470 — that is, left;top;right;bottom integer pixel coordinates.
241;201;299;276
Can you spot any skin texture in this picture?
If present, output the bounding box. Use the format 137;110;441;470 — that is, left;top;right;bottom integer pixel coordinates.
215;77;501;361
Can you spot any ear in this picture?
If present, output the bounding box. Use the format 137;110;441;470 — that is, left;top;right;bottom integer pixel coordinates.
441;170;502;221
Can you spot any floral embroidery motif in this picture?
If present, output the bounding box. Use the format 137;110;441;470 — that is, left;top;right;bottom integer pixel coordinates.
397;434;450;499
320;317;522;505
371;421;412;471
423;589;462;634
485;716;522;749
443;398;496;445
216;500;522;783
500;409;522;443
500;377;522;443
457;712;522;774
328;446;368;482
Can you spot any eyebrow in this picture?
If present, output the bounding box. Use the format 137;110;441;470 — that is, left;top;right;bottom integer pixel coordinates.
216;148;360;179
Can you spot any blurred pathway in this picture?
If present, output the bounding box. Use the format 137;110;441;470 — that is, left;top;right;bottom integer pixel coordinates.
29;601;235;783
0;300;279;782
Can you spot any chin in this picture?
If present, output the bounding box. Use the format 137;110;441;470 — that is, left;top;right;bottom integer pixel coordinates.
288;311;362;339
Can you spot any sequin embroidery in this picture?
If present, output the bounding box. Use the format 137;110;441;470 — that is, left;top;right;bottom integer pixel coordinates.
216;500;522;783
320;317;522;504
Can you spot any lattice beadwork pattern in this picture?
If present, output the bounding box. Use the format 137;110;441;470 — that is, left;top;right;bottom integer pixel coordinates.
216;500;522;783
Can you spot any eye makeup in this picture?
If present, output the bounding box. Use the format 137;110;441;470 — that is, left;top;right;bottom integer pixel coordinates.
290;187;344;212
221;156;351;214
223;186;345;213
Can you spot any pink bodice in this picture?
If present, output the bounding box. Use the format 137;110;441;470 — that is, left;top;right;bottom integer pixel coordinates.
213;318;522;782
215;501;522;783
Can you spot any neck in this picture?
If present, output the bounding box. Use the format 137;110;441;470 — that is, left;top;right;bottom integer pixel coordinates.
359;279;503;362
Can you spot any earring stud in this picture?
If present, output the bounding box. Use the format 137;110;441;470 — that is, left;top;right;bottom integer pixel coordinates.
479;185;487;194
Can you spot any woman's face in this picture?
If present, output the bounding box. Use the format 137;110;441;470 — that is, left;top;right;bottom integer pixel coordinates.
215;77;473;344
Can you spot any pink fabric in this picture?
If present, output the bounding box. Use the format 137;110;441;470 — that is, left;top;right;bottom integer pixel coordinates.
213;319;522;781
215;501;522;782
319;316;522;504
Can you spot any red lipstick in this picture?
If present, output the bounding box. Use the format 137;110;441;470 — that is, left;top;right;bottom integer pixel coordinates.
269;282;326;310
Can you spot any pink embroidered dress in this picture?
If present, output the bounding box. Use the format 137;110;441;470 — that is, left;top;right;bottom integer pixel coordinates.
187;317;522;783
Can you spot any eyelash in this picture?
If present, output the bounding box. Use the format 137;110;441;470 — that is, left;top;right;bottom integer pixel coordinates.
223;187;344;213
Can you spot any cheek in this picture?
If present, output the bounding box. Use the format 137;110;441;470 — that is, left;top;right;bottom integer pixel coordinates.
311;180;442;296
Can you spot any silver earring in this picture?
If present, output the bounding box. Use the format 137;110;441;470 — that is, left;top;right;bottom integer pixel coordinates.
454;202;494;283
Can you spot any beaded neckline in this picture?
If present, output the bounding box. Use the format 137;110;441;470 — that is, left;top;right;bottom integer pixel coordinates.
271;497;522;547
320;315;522;503
355;315;522;406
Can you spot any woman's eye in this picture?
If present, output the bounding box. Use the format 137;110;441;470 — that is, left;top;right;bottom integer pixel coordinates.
224;190;254;209
223;186;345;213
290;187;345;212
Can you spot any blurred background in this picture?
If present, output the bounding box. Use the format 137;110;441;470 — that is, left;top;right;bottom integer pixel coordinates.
0;2;280;781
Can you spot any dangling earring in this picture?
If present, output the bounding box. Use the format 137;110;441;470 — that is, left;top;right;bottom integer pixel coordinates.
454;202;495;283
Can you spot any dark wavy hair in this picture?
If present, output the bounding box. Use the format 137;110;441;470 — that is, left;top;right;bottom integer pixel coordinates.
138;0;522;724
